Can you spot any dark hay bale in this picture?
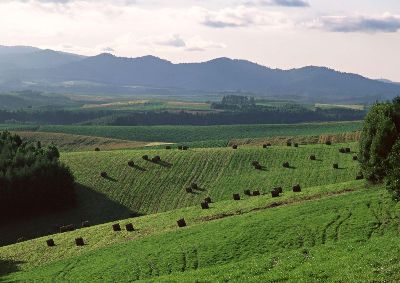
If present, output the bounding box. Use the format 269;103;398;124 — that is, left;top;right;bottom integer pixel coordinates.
82;221;90;228
178;146;183;150
100;171;108;178
339;148;346;153
353;155;358;161
152;156;161;163
112;223;121;231
142;155;149;160
325;141;332;145
232;144;238;149
254;164;262;170
233;193;240;201
177;218;186;228
201;202;209;209
253;190;260;196
252;161;260;167
293;184;301;192
46;239;55;247
125;223;135;232
94;147;100;152
128;160;135;167
333;163;339;169
287;142;292;147
186;187;193;193
345;148;351;153
165;145;171;150
294;143;299;148
309;155;316;160
60;224;75;233
191;183;198;190
182;146;188;150
204;196;212;203
274;187;283;194
356;174;364;180
271;190;280;198
283;162;290;168
244;189;251;196
263;144;267;148
75;237;84;246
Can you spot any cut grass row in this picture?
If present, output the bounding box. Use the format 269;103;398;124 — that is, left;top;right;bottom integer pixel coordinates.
3;183;398;282
36;121;363;143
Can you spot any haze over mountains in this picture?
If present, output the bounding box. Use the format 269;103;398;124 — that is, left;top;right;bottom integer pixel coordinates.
0;45;399;103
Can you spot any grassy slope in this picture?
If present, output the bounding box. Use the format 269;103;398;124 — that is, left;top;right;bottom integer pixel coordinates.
2;183;399;282
37;121;362;143
62;143;360;215
0;143;360;246
12;131;156;152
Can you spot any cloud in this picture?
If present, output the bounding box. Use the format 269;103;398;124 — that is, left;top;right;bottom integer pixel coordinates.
248;0;309;7
201;6;288;28
156;34;186;47
102;47;115;52
310;13;400;33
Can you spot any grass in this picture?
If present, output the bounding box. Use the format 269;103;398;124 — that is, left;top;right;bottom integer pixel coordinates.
36;121;363;143
2;183;399;282
0;142;360;246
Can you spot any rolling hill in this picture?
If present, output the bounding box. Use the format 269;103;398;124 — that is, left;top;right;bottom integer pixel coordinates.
1;45;400;102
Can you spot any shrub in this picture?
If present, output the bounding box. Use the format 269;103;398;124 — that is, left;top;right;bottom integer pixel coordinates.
94;147;100;152
345;148;351;153
339;148;346;153
252;161;259;167
287;142;292;147
204;196;212;203
353;155;358;161
178;146;183;150
232;144;238;149
0;131;75;220
165;145;171;150
253;190;260;196
333;163;339;169
82;221;90;228
244;189;251;196
186;187;193;193
182;146;188;150
191;183;198;190
263;144;267;148
294;143;299;148
283;162;290;168
100;171;108;178
128;160;135;167
309;155;316;160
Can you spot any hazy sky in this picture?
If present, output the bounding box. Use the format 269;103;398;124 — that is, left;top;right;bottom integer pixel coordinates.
1;0;400;80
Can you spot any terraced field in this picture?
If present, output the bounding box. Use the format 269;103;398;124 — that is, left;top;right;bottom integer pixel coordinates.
2;182;398;282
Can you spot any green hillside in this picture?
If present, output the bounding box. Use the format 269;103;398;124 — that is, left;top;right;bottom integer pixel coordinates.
2;182;398;282
37;121;362;143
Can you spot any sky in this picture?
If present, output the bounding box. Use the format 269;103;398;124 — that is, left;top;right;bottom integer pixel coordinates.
1;0;400;81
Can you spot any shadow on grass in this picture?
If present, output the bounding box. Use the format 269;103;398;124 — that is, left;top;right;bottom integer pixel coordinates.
0;184;134;247
104;176;118;182
0;259;24;279
131;164;146;172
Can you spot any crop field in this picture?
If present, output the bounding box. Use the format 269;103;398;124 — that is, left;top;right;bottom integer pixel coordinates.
0;142;360;246
2;183;399;282
37;121;363;143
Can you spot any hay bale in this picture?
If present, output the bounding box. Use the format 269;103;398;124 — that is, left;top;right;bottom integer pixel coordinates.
46;239;55;247
204;196;212;203
128;160;135;167
142;155;149;160
339;148;346;153
271;190;280;198
253;190;260;196
252;161;260;167
283;162;290;168
186;187;193;193
309;155;316;160
325;141;332;145
267;143;271;147
165;145;171;150
177;218;186;227
292;184;301;192
60;224;74;233
191;183;198;190
232;144;238;149
100;171;107;178
333;163;339;169
274;187;283;194
287;141;292;147
75;237;84;246
233;193;240;201
94;147;100;152
244;189;251;196
152;156;161;163
345;148;351;153
263;144;267;148
254;164;262;170
112;223;121;231
294;143;299;148
178;146;183;150
125;223;135;232
82;221;90;228
201;202;209;209
182;146;188;150
353;155;358;161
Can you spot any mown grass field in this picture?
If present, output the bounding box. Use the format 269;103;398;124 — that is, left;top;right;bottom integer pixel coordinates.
0;142;360;246
2;182;399;282
37;121;362;143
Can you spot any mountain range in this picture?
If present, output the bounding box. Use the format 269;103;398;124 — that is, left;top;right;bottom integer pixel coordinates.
0;45;399;103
